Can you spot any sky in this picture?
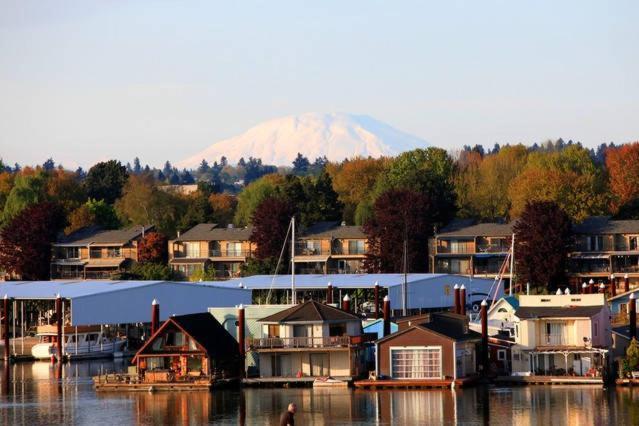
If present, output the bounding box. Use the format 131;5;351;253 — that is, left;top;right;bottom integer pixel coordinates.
1;0;638;169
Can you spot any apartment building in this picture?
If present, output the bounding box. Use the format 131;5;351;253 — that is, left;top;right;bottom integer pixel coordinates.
51;225;152;279
568;216;639;291
429;220;513;280
294;221;368;275
168;223;253;280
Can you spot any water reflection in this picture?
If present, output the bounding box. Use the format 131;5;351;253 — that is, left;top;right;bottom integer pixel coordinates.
0;360;636;425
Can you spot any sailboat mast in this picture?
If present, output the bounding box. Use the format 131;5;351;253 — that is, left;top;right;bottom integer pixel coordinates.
509;232;515;296
402;234;408;316
291;216;296;304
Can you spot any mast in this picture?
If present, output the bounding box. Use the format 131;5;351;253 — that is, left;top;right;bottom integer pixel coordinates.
509;233;515;296
402;231;408;316
291;216;296;304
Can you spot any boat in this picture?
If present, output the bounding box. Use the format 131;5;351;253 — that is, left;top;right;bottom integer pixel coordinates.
31;325;126;360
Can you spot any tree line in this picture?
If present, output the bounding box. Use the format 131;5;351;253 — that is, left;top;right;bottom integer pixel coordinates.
0;139;638;289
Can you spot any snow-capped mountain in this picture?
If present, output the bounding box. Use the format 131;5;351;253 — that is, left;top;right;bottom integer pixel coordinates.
178;112;428;167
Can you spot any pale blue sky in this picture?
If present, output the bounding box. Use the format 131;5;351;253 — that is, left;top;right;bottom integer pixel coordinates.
1;1;638;168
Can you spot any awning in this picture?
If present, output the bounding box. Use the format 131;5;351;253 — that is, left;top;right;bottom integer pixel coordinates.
85;259;125;268
293;256;330;263
52;260;87;266
570;254;610;260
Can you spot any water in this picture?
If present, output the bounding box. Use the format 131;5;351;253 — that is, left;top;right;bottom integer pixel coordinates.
0;360;638;425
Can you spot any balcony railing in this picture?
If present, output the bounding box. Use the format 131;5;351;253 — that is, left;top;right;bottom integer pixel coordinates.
541;333;570;346
476;244;510;253
332;246;367;255
209;249;250;258
437;244;475;254
613;265;639;273
295;247;331;256
247;335;371;350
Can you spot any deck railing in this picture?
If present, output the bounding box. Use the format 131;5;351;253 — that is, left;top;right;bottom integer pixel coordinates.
248;335;372;349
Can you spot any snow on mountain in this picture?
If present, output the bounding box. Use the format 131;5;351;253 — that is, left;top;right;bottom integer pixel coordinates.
177;112;429;168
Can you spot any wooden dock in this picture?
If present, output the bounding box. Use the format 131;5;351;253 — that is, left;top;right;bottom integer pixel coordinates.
93;373;239;392
494;375;604;385
354;376;480;389
615;378;639;386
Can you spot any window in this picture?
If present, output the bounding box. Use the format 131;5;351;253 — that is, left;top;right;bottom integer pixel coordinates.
348;240;365;255
390;347;442;379
62;247;80;259
184;242;200;258
497;308;508;313
268;325;280;338
305;240;321;255
587;235;604;251
497;350;506;361
630;236;639;251
107;247;121;258
513;352;521;361
226;242;242;256
90;248;102;258
329;323;347;336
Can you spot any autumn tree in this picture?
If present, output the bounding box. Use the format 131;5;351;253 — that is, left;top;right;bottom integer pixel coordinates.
508;145;608;222
179;194;213;232
250;196;295;264
208;193;237;225
605;142;639;214
234;174;285;226
138;231;169;263
363;189;433;273
514;201;573;293
0;202;65;280
65;199;119;234
84;160;128;204
45;169;87;214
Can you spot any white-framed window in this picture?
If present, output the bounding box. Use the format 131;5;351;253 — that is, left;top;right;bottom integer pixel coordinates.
497;349;506;361
389;346;442;379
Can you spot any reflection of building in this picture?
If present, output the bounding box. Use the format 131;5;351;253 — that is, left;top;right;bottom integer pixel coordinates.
429;220;513;281
248;301;370;380
294;221;368;275
168;224;254;280
568;217;639;290
509;294;610;379
51;225;152;279
375;312;480;381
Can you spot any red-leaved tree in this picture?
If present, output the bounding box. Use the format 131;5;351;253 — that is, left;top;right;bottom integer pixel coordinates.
0;202;65;280
250;196;295;261
605;142;639;213
363;189;433;273
138;231;168;263
514;201;573;293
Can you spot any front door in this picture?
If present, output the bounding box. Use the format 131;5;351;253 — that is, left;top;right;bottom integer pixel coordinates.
310;353;328;376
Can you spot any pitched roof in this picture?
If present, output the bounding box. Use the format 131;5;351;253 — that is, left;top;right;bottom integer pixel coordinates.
174;223;253;242
134;312;239;362
258;300;360;323
515;306;603;319
300;221;366;239
573;216;639;235
57;225;154;245
437;221;514;238
378;311;480;343
171;313;239;359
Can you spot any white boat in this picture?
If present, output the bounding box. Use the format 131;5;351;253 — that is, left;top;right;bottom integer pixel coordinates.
31;325;126;360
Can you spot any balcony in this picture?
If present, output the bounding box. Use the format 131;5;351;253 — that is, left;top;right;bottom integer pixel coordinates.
540;333;571;347
208;249;250;258
332;246;367;256
247;335;372;350
436;243;475;254
476;243;509;253
295;246;331;257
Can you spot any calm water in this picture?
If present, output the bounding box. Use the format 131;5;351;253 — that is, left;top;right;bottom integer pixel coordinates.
0;360;637;425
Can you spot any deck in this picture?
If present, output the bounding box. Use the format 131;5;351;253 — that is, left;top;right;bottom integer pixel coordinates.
242;376;353;387
93;373;239;392
354;376;480;389
495;375;604;385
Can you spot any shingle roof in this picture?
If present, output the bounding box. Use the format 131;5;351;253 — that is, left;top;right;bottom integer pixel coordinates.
174;223;253;242
515;306;603;319
57;225;154;245
171;313;240;359
573;216;639;235
300;221;366;239
377;312;480;343
437;221;514;238
258;300;360;323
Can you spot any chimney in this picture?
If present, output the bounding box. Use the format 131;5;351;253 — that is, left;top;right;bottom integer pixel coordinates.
611;274;617;297
151;299;160;335
383;295;391;337
453;284;460;314
625;274;630;293
480;299;488;375
177;230;181;238
630;293;637;341
556;289;562;295
3;295;10;362
582;282;587;295
459;285;467;316
599;283;606;294
374;281;380;319
589;278;595;294
55;294;62;363
326;282;333;305
238;304;246;378
342;294;351;313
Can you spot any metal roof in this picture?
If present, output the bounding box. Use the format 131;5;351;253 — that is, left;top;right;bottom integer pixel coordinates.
0;280;251;326
214;273;462;290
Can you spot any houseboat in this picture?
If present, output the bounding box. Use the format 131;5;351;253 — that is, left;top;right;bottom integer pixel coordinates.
31;325;126;360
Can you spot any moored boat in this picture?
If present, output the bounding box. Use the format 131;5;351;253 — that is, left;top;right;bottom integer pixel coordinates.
31;325;126;360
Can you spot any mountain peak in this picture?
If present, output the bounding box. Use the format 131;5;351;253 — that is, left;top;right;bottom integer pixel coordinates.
178;112;428;168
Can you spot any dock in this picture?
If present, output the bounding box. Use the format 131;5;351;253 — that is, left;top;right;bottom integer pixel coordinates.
615;378;639;386
354;376;480;389
93;373;239;392
494;375;604;385
242;377;352;387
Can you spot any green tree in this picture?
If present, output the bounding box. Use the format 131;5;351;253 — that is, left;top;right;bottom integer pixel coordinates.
2;172;46;224
84;160;128;204
65;198;120;234
233;174;285;226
